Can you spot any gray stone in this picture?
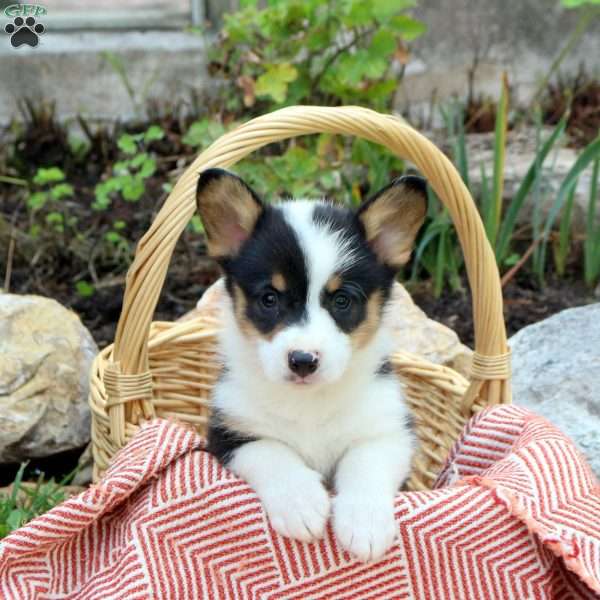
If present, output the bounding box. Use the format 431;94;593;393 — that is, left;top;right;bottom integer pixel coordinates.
0;294;97;463
509;304;600;477
400;0;600;119
0;30;208;124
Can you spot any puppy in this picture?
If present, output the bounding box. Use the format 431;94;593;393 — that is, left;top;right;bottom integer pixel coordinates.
196;168;426;562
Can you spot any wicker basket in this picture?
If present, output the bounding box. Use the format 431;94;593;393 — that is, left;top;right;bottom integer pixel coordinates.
89;106;511;491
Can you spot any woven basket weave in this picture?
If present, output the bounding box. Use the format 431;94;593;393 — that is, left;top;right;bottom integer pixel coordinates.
89;106;511;490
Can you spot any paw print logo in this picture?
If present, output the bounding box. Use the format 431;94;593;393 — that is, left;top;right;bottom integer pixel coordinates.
5;16;45;48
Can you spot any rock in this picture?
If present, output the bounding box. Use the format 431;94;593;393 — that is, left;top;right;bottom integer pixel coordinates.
0;294;97;463
509;304;600;477
180;279;473;377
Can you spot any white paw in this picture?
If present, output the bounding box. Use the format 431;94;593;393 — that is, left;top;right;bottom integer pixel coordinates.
333;494;398;562
260;470;331;543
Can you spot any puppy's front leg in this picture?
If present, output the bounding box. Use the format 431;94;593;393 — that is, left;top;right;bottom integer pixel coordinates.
230;439;331;542
333;436;412;562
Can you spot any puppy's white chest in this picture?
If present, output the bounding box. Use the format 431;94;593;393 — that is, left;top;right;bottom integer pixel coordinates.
218;374;407;476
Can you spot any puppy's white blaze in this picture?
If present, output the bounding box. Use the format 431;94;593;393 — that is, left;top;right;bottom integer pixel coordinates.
274;201;358;383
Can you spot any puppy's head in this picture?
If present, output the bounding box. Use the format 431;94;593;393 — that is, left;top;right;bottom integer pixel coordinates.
196;168;426;387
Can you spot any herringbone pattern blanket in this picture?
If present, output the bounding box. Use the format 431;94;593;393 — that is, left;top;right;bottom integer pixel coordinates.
1;406;598;599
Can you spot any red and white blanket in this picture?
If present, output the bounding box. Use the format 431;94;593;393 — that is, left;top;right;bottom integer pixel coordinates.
1;406;599;599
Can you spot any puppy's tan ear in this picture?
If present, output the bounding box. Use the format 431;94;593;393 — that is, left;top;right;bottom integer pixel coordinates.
357;175;427;268
196;168;263;259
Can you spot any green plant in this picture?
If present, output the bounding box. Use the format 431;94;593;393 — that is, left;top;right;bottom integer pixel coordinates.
486;74;509;247
93;125;164;210
584;156;600;286
535;134;600;282
553;181;577;275
181;119;226;148
212;0;426;113
0;463;77;539
25;167;76;237
495;114;568;265
411;187;463;297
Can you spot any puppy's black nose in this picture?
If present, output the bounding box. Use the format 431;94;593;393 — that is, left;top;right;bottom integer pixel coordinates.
288;351;319;377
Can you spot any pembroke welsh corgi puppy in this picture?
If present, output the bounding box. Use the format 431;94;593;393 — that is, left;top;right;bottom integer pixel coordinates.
196;168;426;562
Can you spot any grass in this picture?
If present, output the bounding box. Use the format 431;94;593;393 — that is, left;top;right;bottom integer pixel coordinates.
0;463;78;539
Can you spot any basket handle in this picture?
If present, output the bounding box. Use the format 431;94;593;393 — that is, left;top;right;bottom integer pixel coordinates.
106;106;510;443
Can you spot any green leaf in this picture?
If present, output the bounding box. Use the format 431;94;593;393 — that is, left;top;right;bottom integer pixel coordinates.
122;176;145;201
371;0;414;20
363;55;388;79
6;509;27;532
584;157;600;286
45;212;64;225
104;231;122;244
117;134;138;155
495;115;567;263
369;28;397;57
539;136;600;279
50;183;74;200
113;220;127;230
487;75;509;247
189;215;204;234
561;0;600;7
338;51;370;85
504;253;520;267
27;191;47;210
75;280;95;298
255;63;298;103
138;157;156;179
182;120;226;148
388;15;427;40
143;125;164;143
129;152;149;169
46;212;64;232
182;120;209;147
33;167;65;185
113;161;130;176
93;176;124;210
343;0;372;25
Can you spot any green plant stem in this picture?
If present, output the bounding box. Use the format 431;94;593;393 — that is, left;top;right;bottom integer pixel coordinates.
489;72;509;247
584;156;600;286
0;175;28;186
554;181;577;275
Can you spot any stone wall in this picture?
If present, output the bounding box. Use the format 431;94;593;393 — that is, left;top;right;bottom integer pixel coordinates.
402;1;599;114
0;1;598;124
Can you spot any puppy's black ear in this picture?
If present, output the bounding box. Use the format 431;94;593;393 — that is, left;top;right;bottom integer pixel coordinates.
196;168;263;259
357;175;427;268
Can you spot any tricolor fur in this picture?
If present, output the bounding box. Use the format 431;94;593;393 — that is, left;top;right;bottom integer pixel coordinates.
196;168;427;562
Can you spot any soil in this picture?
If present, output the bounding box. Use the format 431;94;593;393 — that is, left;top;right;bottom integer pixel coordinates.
410;272;596;348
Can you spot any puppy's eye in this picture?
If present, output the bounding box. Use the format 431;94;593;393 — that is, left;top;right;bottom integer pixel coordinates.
260;291;278;309
332;291;351;311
